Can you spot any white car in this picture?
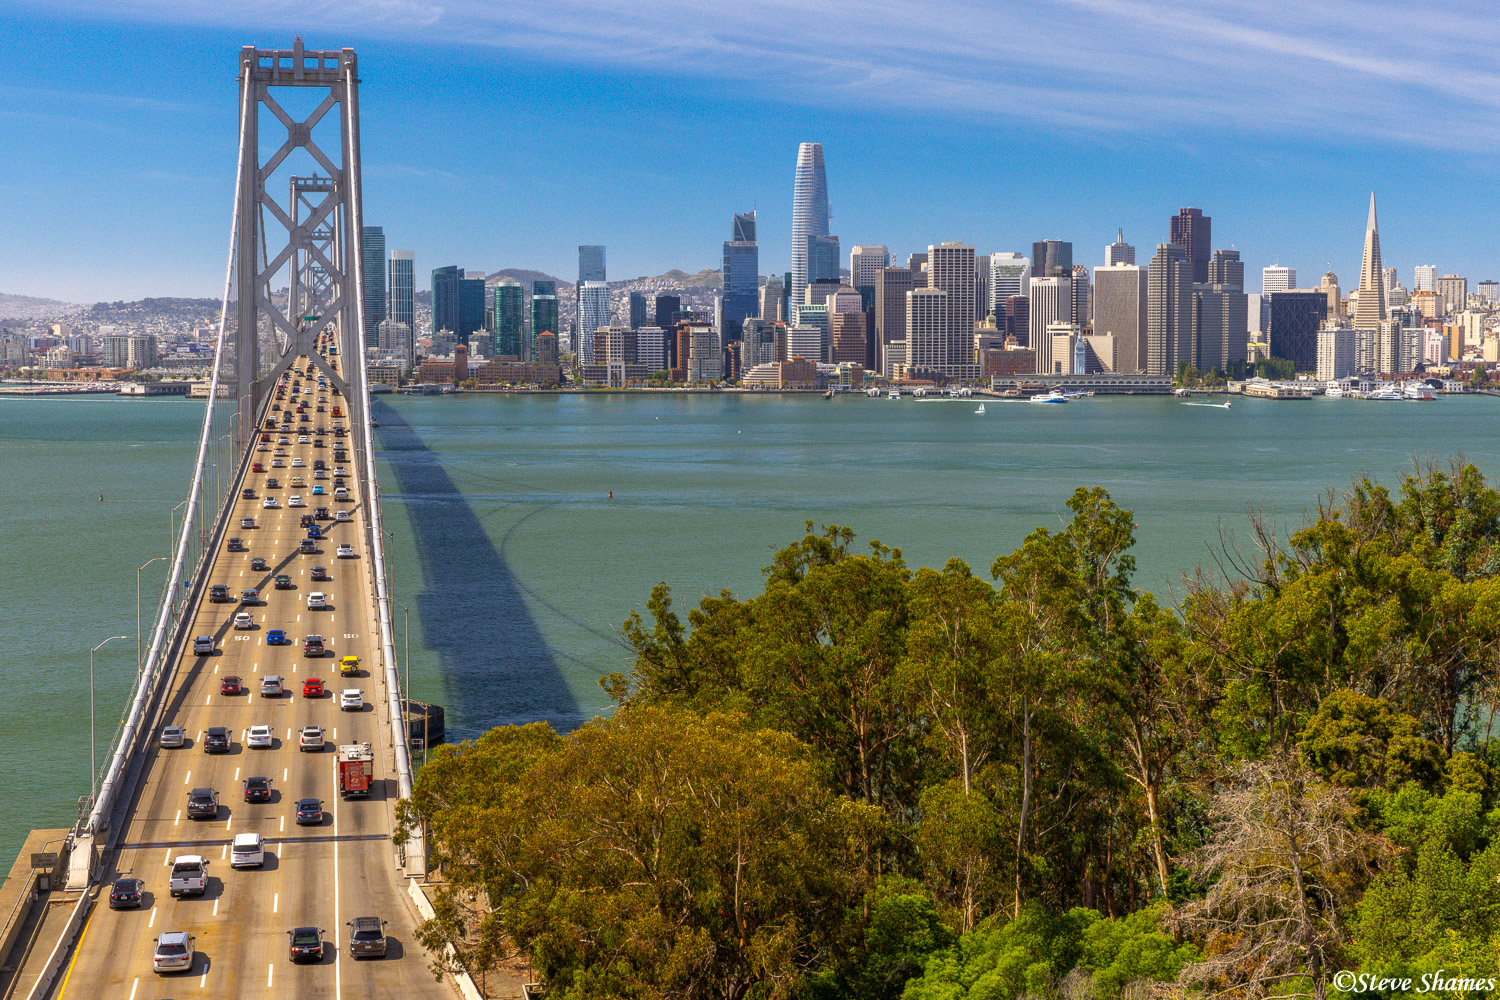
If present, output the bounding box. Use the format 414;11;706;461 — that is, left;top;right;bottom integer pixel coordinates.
262;496;278;509
291;457;305;468
298;435;310;443
240;516;255;528
334;510;351;522
229;832;264;869
333;467;348;477
233;611;254;630
339;689;364;712
333;487;349;501
307;591;326;610
336;543;355;559
271;458;285;468
246;724;273;749
299;725;324;752
288;495;305;507
278;436;290;445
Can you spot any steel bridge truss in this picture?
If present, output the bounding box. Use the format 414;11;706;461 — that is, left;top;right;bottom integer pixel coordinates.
233;38;367;448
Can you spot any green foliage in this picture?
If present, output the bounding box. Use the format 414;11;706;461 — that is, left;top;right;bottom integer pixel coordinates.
1299;690;1442;790
902;904;1193;1000
1256;356;1296;380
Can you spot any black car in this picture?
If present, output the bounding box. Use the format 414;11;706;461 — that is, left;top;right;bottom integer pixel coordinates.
312;459;326;470
241;488;256;499
250;557;268;572
334;451;348;462
209;584;231;603
203;727;231;754
310;565;329;581
348;916;388;958
314;506;330;520
299;539;317;554
108;877;144;909
294;798;322;826
274;574;293;590
186;787;218;820
300;514;315;528
289;926;324;963
226;538;245;552
243;776;272;803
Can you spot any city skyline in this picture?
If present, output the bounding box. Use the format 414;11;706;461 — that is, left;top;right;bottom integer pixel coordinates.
5;6;1500;301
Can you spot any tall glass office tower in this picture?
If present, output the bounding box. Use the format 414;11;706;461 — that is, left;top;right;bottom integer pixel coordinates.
791;143;828;320
721;210;759;340
360;225;386;346
388;250;414;338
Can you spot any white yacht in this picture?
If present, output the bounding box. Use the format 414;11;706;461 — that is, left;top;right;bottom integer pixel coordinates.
1325;383;1345;398
1369;384;1404;401
887;388;901;400
1029;390;1068;404
1404;382;1435;401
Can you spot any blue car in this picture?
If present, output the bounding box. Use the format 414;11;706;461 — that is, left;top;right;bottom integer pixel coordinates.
311;485;324;496
266;629;288;646
307;526;323;540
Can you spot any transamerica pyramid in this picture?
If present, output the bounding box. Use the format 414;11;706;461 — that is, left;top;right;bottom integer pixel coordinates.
1353;191;1386;328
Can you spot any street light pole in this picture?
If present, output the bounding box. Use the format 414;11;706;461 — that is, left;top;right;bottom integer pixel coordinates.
90;636;129;808
137;557;168;678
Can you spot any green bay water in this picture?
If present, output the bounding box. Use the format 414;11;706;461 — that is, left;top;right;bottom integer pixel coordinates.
5;390;1500;865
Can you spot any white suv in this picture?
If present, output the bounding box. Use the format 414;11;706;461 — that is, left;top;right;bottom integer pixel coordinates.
307;592;326;610
246;724;273;749
340;689;364;712
229;832;264;869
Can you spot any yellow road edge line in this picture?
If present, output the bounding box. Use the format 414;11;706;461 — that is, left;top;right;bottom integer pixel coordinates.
55;894;97;999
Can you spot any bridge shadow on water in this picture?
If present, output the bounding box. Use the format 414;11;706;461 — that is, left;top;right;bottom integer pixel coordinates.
372;400;583;738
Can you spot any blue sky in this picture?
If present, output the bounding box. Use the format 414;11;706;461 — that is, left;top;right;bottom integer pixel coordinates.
2;1;1499;302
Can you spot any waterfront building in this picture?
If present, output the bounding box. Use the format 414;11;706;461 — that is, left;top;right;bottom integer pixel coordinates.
797;304;829;360
740;318;780;367
830;310;869;366
686;324;723;383
578;245;606;284
906;287;949;373
530;281;559;361
635;327;666;372
786;325;824;364
1104;229;1135;266
928;242;977;372
389;250;414;341
1047;322;1082;375
431;266;462;345
1029;276;1071;375
1094;264;1147;373
1146;243;1192;376
360;225;386;346
1414;265;1437;292
493;278;524;358
598;324;634;366
1169;208;1211;283
578;281;610;363
1317;321;1355;381
1267;290;1328;371
1376;320;1400;374
791;142;829;320
876;265;916;374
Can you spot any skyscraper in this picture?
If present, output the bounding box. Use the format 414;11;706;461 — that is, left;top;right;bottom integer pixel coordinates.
1436;275;1467;315
1197;250;1248;373
791;143;829;320
578;245;606;284
1146;243;1192;375
1094;264;1147;373
1072;263;1091;329
493;277;524;358
1169;208;1211;283
1413;265;1437;292
1104;229;1135;266
1352;192;1386;329
876;266;915;376
578;281;610;363
1028;276;1071;374
721;209;759;340
431;265;462;340
759;276;784;322
850;246;890;292
927;242;976;372
629;291;649;330
1032;240;1072;279
531;281;558;360
1267;291;1328;371
807;234;841;288
389;250;414;346
989;254;1031;316
905;287;949;373
1262;266;1295;295
654;294;681;367
360;225;387;346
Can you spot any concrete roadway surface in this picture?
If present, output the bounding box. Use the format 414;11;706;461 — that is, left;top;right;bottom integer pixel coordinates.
54;357;454;999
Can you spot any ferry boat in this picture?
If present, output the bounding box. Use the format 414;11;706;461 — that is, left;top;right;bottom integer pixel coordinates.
887;388;901;400
1369;384;1404;401
1404;382;1435;401
1029;390;1067;404
1325;384;1345;398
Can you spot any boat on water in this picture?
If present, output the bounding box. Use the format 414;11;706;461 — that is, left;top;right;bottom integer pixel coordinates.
1369;384;1404;401
1173;387;1191;397
1029;391;1068;404
823;389;834;399
974;403;986;415
1326;383;1345;398
1404;383;1435;401
887;389;901;400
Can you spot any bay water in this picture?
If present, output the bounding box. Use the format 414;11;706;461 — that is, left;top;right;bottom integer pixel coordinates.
4;390;1498;865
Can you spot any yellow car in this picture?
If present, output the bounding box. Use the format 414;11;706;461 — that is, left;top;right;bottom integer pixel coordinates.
339;655;360;677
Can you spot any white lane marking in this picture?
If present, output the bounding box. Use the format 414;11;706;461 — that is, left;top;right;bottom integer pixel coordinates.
273;892;278;913
331;729;336;740
334;777;341;1000
234;767;240;781
148;905;158;927
268;963;274;988
205;694;212;706
173;809;181;826
225;813;232;831
183;771;191;784
163;850;172;867
213;897;220;916
279;815;285;832
213;665;218;675
282;767;288;781
200;967;206;988
128;978;138;1000
285;728;291;740
220;843;227;860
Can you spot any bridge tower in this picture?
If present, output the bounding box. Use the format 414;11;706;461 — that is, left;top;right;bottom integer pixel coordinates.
233;38;368;450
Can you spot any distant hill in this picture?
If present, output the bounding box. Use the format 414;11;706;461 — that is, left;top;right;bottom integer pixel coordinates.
0;292;80;321
87;297;221;323
487;269;566;289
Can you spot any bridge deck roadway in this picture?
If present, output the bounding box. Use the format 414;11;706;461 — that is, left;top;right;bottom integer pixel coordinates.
53;354;454;999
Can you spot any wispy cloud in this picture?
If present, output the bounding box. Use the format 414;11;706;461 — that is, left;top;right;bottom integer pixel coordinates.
17;0;1500;144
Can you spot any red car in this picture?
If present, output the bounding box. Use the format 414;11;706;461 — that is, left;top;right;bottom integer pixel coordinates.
302;677;326;698
220;675;243;695
252;462;265;473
